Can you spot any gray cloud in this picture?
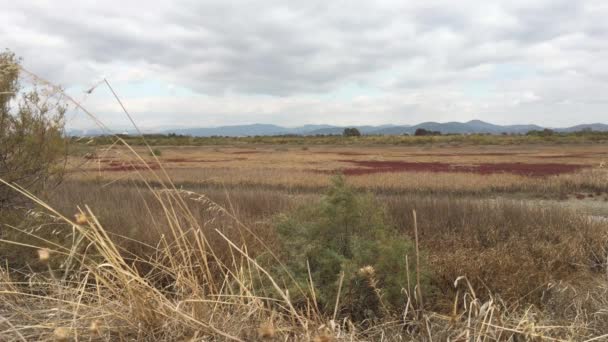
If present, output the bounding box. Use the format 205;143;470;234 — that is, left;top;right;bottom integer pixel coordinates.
1;0;608;127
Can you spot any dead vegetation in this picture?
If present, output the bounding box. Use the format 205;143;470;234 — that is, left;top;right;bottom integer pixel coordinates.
67;144;608;199
1;173;607;340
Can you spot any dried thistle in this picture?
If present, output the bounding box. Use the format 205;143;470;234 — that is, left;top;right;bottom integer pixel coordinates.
257;320;276;339
89;319;101;335
53;327;70;341
358;265;375;279
74;212;88;225
313;333;335;342
37;248;50;263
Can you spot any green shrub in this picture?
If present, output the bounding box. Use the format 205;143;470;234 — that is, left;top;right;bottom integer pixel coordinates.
150;148;162;156
0;50;67;211
343;127;361;137
263;176;428;320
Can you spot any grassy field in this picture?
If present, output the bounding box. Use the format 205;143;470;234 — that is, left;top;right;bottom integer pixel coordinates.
71;143;608;198
2;139;608;340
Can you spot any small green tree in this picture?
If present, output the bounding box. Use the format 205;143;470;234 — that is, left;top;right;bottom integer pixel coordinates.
265;176;427;320
0;50;67;210
526;128;555;137
414;128;441;136
343;127;361;137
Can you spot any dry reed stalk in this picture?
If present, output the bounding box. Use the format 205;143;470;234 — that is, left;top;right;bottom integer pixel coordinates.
332;271;345;323
412;210;424;311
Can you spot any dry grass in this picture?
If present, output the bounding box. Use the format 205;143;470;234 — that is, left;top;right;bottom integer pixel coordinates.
3;178;608;340
3;166;608;340
67;144;608;198
38;181;608;307
7;177;608;338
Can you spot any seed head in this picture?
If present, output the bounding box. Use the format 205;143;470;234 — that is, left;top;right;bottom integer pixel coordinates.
75;213;88;225
257;321;275;339
89;319;101;335
53;327;70;341
37;248;50;263
358;265;375;278
313;333;335;342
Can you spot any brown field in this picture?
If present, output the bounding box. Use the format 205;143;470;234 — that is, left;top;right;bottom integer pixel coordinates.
60;142;608;309
70;143;608;198
4;141;608;340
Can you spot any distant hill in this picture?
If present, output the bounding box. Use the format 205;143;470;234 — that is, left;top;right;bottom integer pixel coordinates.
307;125;396;135
68;120;608;137
554;123;608;133
372;120;544;135
169;124;288;137
166;124;397;137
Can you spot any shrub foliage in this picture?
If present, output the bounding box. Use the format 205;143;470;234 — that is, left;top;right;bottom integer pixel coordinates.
342;127;361;137
267;176;425;320
0;50;67;210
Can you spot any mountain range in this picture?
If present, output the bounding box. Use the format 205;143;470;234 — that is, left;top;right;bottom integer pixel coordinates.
68;120;608;137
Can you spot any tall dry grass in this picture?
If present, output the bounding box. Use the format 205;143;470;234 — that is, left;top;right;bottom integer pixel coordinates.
42;181;608;307
3;178;608;340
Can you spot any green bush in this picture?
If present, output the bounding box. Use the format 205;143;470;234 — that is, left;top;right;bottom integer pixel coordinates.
150;148;162;156
343;127;361;137
264;176;428;320
0;50;67;211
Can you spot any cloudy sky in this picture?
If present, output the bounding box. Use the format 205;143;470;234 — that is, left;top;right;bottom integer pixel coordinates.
2;0;608;129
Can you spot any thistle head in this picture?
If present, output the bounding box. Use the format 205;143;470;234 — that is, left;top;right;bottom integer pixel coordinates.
37;248;50;263
74;212;88;225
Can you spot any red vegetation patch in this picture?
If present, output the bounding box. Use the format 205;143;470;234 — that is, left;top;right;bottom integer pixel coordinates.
232;151;261;154
333;160;588;177
164;158;193;162
85;156;249;172
536;153;606;159
93;158;249;171
400;152;520;157
83;154;116;161
316;151;370;156
163;158;245;163
99;162;160;172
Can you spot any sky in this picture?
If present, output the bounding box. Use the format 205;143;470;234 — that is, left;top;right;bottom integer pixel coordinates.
2;0;608;130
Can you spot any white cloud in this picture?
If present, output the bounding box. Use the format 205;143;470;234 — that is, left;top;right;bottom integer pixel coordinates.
2;0;608;128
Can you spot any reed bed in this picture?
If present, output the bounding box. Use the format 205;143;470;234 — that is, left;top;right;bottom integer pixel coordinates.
0;176;606;340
